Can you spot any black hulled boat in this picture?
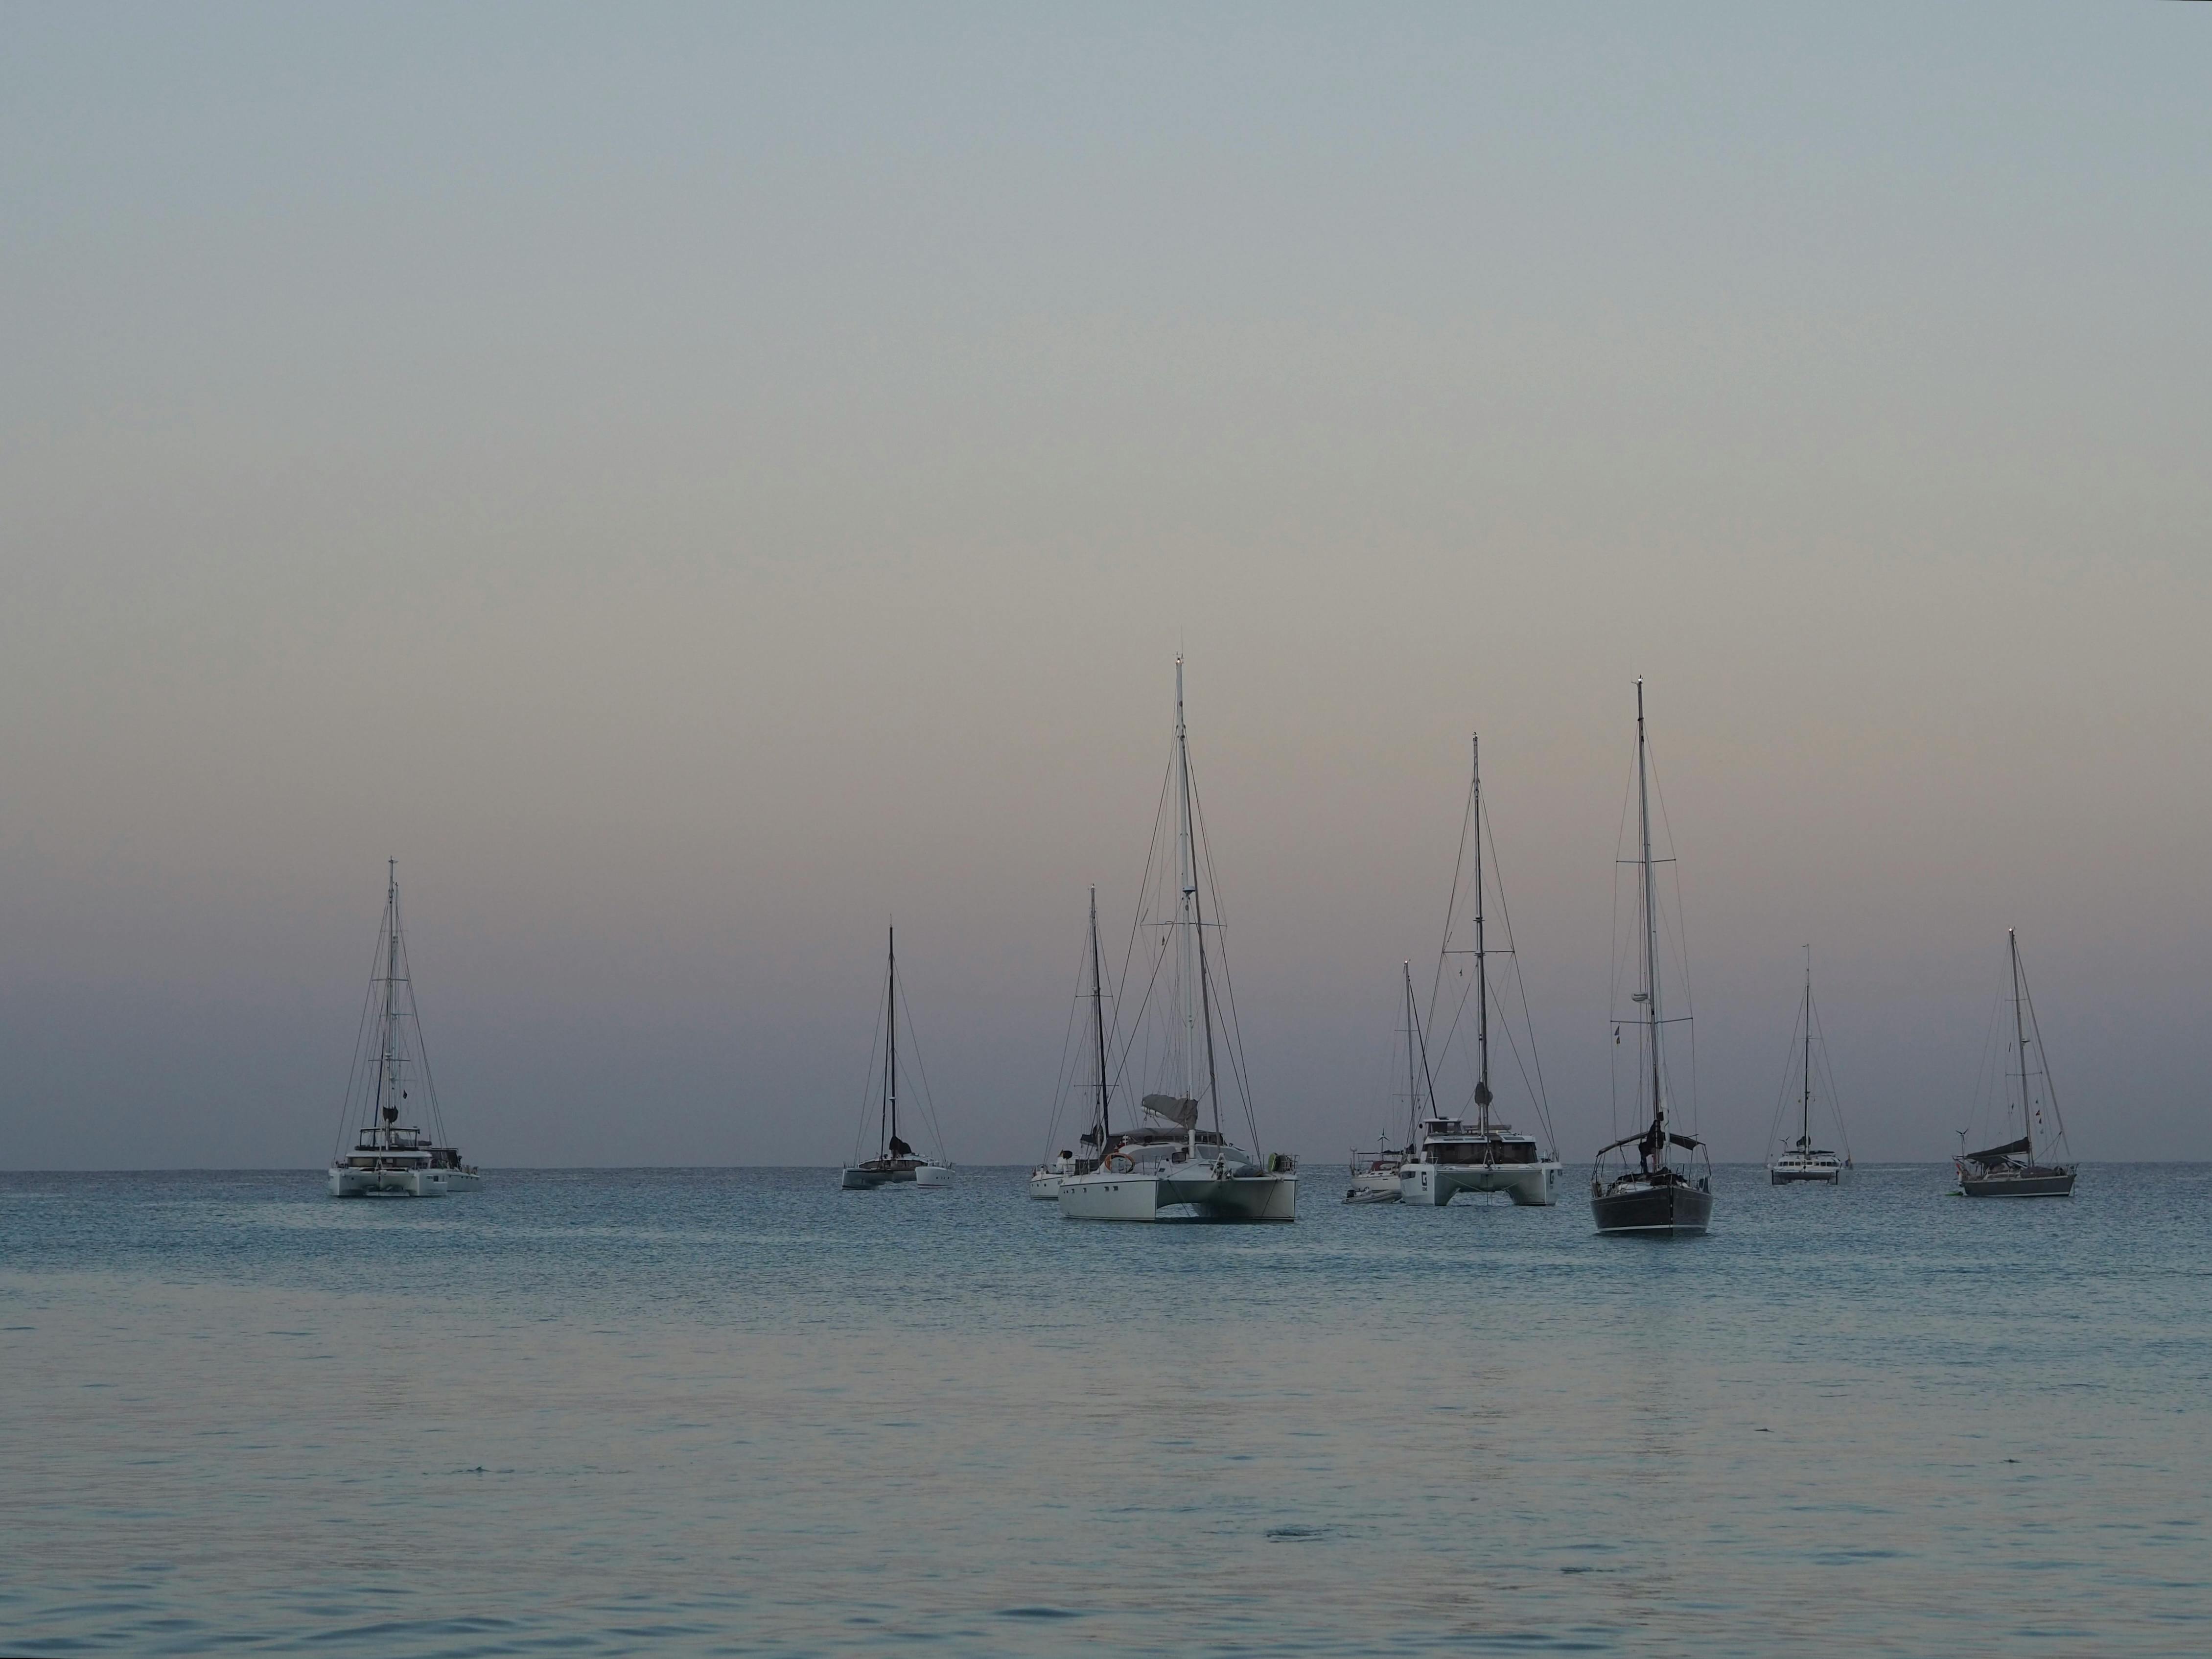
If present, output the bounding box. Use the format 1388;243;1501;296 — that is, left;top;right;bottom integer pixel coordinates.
1955;929;2074;1199
1590;681;1712;1237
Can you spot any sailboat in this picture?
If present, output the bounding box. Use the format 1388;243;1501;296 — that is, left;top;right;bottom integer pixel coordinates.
1058;658;1297;1223
1344;964;1426;1204
1029;887;1116;1200
1955;929;2075;1198
328;862;480;1198
841;926;954;1191
1399;734;1562;1207
1589;683;1712;1237
1767;948;1851;1184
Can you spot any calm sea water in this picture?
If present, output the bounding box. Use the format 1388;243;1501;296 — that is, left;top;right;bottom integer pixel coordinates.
2;1165;2206;1656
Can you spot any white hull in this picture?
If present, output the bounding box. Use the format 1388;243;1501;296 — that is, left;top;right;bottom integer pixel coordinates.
1343;1168;1402;1204
913;1162;954;1188
329;1165;450;1198
1399;1159;1560;1207
1060;1166;1297;1223
1028;1171;1063;1200
1768;1161;1842;1185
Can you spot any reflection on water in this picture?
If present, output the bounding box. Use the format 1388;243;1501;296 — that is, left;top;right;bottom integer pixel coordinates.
2;1166;2207;1655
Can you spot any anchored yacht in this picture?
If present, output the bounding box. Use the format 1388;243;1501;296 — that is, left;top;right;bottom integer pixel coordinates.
1955;930;2075;1199
842;926;954;1190
1397;734;1563;1208
1058;659;1297;1223
1589;684;1712;1237
328;862;480;1198
1768;949;1852;1185
1030;888;1116;1200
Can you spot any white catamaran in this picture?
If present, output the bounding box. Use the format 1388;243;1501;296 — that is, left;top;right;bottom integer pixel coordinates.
1767;947;1852;1185
328;862;480;1198
1397;734;1563;1208
1058;658;1296;1223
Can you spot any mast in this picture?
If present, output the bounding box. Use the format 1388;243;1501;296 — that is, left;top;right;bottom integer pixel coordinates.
1801;946;1813;1150
1472;734;1491;1130
1088;886;1111;1144
885;925;897;1155
1403;961;1420;1142
2009;928;2033;1164
375;860;402;1141
1175;656;1225;1149
1637;681;1664;1145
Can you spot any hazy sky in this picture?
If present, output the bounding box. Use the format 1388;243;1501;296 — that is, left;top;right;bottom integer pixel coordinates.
4;2;2207;1168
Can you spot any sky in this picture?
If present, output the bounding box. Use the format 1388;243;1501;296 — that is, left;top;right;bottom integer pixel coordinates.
2;2;2207;1168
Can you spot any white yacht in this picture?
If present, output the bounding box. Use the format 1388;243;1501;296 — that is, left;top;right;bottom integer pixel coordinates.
1768;949;1852;1185
1396;734;1563;1208
1343;964;1427;1204
1030;888;1116;1200
328;862;481;1198
841;926;954;1191
1058;659;1297;1223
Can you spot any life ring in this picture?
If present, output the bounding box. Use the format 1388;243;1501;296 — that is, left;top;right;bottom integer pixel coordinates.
1107;1153;1136;1174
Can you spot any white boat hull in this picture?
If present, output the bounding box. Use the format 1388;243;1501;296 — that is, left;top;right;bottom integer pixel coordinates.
1028;1171;1063;1200
913;1162;954;1188
329;1165;449;1198
1344;1168;1402;1204
1768;1161;1842;1185
1399;1159;1560;1207
1060;1166;1296;1222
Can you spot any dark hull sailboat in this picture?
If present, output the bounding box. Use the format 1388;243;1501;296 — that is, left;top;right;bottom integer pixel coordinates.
1955;930;2074;1200
841;926;951;1190
1590;1165;1713;1235
1590;681;1712;1238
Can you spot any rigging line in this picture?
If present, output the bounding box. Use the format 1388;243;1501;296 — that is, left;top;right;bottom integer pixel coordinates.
1808;990;1854;1162
2015;954;2070;1149
1109;756;1176;1085
1763;983;1808;1159
1645;741;1699;1130
893;970;950;1163
849;964;889;1166
391;907;450;1149
1478;777;1560;1157
1188;758;1264;1154
1105;930;1172;1112
331;899;391;1161
1035;921;1092;1161
1425;749;1479;1039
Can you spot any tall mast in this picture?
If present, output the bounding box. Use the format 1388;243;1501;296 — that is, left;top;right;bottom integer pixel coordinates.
377;860;402;1139
1800;946;1813;1150
2009;928;2033;1164
1637;681;1664;1140
1471;734;1491;1131
885;925;897;1154
1175;656;1225;1148
1088;886;1111;1144
1403;961;1419;1142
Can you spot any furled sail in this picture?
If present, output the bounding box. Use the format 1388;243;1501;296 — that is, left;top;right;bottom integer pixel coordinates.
1967;1134;2032;1163
1142;1093;1199;1129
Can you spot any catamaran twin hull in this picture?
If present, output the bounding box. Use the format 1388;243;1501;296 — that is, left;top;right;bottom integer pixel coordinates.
330;1166;457;1197
1060;1168;1297;1222
1769;1155;1844;1186
1399;1160;1560;1207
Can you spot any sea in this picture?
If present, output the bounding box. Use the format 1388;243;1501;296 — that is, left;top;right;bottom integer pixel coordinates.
2;1165;2206;1657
